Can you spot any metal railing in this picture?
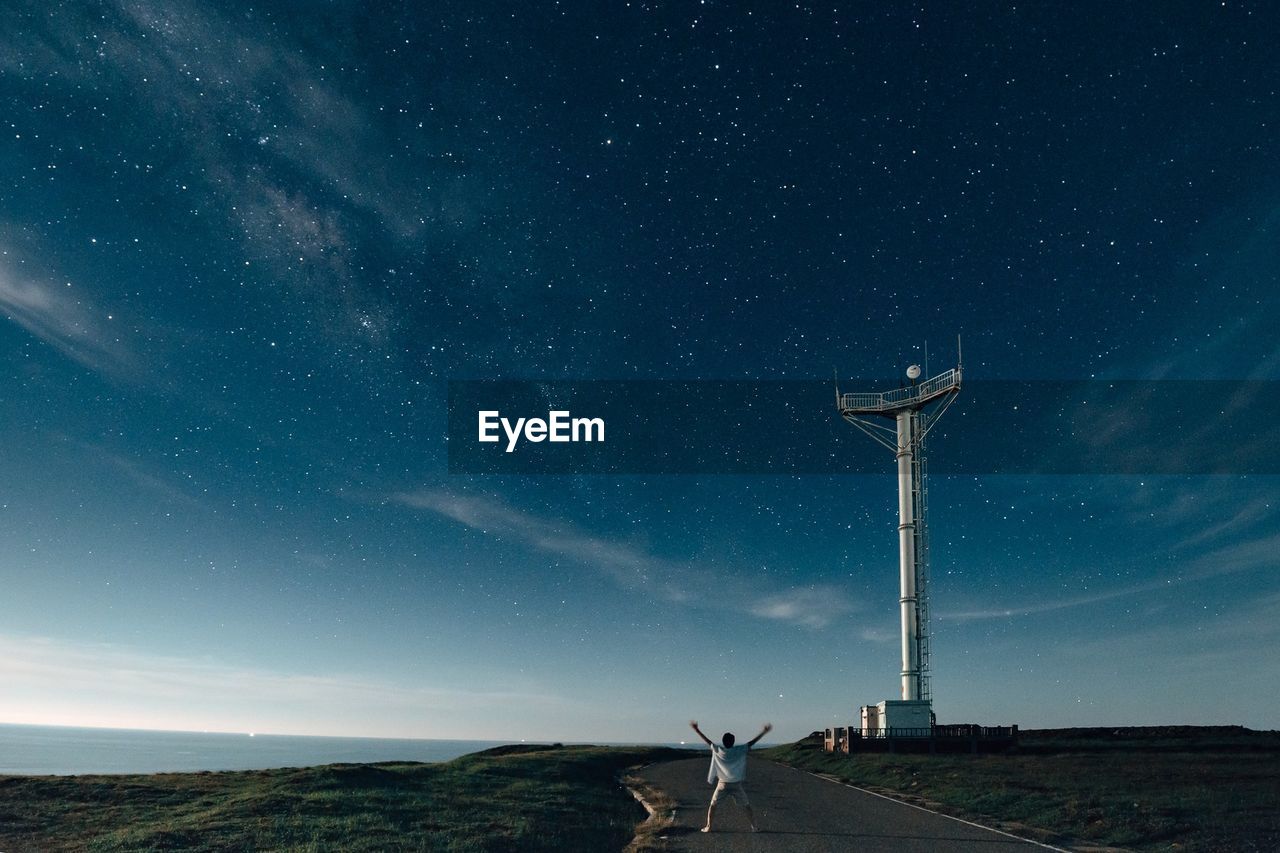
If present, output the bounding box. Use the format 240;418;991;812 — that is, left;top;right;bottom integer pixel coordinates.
838;368;961;414
931;725;1017;739
857;727;935;739
825;724;1018;746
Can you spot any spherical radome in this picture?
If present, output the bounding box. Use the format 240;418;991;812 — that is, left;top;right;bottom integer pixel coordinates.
906;364;922;380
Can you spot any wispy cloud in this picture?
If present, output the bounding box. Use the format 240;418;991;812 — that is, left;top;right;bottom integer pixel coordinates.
857;625;898;644
68;439;201;507
941;530;1280;622
0;633;567;738
1186;531;1280;579
1101;199;1280;382
1046;381;1278;475
0;255;134;376
1068;477;1276;555
1172;493;1274;550
2;2;412;352
749;588;851;629
941;581;1169;622
394;490;856;629
1053;589;1280;670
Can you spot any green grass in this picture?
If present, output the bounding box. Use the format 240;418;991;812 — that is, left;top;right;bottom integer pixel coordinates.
759;728;1280;852
0;744;687;852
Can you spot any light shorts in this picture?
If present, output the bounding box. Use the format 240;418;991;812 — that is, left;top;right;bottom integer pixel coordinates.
710;780;750;806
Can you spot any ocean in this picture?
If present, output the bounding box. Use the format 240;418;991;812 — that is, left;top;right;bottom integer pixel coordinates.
0;724;508;776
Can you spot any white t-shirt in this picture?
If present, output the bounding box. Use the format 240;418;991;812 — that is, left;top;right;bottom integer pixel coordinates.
707;743;749;783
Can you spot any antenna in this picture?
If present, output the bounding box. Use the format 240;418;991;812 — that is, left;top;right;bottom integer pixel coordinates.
835;344;962;725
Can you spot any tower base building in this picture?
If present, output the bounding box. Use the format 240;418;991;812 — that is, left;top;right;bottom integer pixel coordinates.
860;699;933;737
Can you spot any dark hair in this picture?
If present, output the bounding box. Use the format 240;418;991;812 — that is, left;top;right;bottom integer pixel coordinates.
722;732;735;747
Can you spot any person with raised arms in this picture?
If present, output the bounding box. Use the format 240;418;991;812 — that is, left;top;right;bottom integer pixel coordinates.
688;719;772;833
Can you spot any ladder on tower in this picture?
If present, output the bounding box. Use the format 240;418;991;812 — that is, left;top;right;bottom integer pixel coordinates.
912;411;932;704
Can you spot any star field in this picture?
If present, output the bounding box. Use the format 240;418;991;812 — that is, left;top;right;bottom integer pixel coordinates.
0;1;1277;739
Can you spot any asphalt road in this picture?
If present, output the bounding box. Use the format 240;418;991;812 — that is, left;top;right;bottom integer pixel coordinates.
636;757;1052;852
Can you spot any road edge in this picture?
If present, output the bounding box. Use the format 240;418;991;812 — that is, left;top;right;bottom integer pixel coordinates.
621;763;678;852
789;763;1072;852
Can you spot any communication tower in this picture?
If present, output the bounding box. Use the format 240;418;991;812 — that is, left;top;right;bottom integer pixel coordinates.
836;340;962;732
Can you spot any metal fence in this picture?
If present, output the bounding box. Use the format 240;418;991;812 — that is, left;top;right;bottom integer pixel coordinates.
824;724;1018;754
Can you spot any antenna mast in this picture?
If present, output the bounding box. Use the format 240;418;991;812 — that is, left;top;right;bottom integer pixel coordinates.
837;346;962;710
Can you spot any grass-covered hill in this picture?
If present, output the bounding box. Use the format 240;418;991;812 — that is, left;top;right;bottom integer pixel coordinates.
0;744;687;852
4;728;1276;851
759;726;1280;852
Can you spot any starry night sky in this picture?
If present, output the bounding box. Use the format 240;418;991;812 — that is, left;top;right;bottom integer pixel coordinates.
1;2;1278;741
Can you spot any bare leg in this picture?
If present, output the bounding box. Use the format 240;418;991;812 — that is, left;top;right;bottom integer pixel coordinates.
702;803;716;832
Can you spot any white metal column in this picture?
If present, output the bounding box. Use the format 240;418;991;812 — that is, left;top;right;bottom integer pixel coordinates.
895;409;920;701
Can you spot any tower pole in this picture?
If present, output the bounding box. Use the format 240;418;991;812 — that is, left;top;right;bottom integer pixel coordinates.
838;356;960;722
895;409;920;701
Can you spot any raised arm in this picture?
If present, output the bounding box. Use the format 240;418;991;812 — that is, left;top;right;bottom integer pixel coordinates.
747;722;773;748
689;720;713;746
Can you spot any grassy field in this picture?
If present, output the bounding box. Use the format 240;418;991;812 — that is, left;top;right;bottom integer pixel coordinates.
759;727;1280;852
0;744;686;852
4;731;1275;851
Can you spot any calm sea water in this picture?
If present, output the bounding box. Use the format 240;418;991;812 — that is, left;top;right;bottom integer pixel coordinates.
0;724;507;776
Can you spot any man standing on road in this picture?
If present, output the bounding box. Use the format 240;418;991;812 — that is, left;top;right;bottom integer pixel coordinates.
689;719;772;833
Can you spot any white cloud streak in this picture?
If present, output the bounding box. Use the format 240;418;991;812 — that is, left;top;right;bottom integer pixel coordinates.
941;581;1169;622
394;490;855;629
0;258;134;376
91;446;201;507
1171;493;1274;551
941;530;1280;622
1052;589;1280;669
0;633;567;739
